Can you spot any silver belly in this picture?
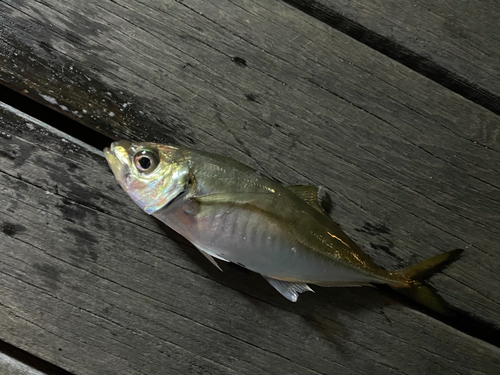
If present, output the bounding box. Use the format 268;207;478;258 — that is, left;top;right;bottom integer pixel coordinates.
156;201;376;284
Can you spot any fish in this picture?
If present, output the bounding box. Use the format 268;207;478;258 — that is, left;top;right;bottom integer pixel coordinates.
104;140;463;314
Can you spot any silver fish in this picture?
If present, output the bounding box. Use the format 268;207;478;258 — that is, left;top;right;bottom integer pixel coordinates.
104;141;462;314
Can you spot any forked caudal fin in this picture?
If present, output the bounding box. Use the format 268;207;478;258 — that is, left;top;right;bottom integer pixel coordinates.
390;249;464;316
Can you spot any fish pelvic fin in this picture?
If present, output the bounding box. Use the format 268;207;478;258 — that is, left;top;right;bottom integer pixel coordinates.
390;249;464;316
199;250;224;272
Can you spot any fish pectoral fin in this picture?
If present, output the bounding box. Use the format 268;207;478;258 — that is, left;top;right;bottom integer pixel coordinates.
197;249;226;272
287;185;327;215
264;276;314;302
190;193;280;217
191;192;274;206
314;281;375;287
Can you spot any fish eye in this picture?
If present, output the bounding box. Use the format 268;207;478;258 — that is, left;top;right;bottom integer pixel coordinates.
134;149;159;173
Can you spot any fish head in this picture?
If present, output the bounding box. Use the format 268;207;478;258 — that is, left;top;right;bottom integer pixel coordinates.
104;140;191;214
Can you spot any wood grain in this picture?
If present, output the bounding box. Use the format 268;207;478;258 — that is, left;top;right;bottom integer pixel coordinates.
0;351;48;375
0;0;499;333
0;339;71;375
1;101;500;375
284;0;500;115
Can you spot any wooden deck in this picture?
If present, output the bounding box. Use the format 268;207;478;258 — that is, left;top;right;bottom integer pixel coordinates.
1;1;499;374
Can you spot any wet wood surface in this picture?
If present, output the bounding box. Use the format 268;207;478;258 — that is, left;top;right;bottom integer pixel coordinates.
284;0;500;114
0;0;499;374
1;101;499;374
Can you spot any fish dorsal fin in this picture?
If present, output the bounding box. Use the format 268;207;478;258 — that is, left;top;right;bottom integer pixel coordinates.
287;185;326;214
264;276;314;302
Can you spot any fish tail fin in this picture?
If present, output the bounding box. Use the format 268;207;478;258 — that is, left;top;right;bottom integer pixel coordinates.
390;249;464;315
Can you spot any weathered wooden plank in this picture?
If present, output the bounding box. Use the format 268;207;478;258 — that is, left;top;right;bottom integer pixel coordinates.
0;351;49;375
284;0;500;115
0;340;72;375
1;103;500;375
0;0;499;331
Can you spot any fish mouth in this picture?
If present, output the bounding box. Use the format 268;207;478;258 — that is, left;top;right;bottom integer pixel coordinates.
104;142;129;184
104;144;119;173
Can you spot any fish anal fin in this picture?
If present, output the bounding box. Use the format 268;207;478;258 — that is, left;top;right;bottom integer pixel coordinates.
264;276;313;302
287;185;326;214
